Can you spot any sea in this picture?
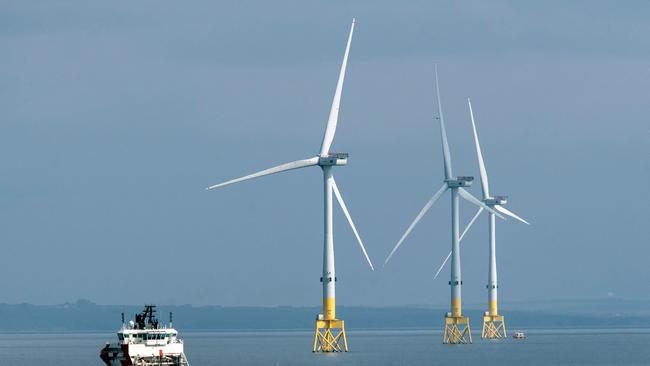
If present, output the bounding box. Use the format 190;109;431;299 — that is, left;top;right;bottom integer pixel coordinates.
1;329;648;365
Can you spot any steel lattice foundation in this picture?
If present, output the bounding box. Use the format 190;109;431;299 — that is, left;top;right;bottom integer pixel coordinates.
313;319;348;352
443;315;472;344
482;314;506;339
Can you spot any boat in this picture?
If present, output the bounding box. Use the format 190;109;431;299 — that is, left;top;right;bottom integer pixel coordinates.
100;305;190;366
512;331;526;339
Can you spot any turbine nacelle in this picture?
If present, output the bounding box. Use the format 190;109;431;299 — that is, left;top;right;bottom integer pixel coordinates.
484;196;508;206
318;152;349;166
445;176;474;188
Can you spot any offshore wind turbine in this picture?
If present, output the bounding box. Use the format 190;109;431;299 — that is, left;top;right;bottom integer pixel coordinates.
206;19;373;353
384;67;504;344
468;98;529;339
432;99;530;339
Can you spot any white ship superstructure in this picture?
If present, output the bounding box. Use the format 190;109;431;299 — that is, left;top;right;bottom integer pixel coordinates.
100;305;190;366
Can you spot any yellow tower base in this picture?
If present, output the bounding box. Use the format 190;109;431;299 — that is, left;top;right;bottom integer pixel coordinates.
443;315;472;344
313;319;348;352
482;314;506;339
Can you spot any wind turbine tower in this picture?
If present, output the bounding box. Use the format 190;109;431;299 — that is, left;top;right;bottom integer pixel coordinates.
207;19;374;352
384;67;503;344
466;99;530;339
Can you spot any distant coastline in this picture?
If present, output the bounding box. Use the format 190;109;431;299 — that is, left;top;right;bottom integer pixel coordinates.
1;299;650;332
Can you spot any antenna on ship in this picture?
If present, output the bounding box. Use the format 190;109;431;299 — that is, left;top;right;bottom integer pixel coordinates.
169;312;173;327
121;312;125;326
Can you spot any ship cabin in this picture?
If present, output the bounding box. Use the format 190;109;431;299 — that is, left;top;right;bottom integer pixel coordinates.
117;328;181;346
116;305;182;346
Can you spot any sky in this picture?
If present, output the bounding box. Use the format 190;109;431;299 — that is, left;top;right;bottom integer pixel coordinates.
1;1;648;307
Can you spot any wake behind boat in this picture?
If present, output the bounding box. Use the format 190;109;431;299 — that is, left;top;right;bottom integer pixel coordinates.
100;305;190;366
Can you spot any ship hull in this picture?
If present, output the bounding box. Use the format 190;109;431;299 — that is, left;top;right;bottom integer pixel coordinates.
100;343;189;366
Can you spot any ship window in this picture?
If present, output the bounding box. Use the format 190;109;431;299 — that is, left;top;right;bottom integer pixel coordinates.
118;334;124;340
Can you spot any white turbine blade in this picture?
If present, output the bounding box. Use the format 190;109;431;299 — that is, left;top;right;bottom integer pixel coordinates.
433;206;483;280
331;177;374;271
460;206;484;241
384;183;448;265
458;188;504;220
467;98;490;199
433;251;451;280
435;65;453;180
495;205;530;225
319;19;355;157
206;157;319;190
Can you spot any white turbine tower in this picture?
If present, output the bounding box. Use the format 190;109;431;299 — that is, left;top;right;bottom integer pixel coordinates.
384;66;504;344
206;19;373;353
432;98;529;339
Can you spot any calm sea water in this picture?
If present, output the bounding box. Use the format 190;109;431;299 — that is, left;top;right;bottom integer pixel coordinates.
0;329;648;365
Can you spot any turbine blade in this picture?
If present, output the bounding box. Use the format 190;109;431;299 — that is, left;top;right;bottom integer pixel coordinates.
331;177;374;270
433;251;451;280
319;19;355;157
460;206;484;241
495;205;530;225
435;65;453;180
467;98;490;199
433;206;483;280
458;188;504;219
385;183;448;265
206;157;319;190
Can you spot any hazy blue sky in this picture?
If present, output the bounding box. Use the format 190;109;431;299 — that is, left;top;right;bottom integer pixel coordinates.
1;1;648;306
